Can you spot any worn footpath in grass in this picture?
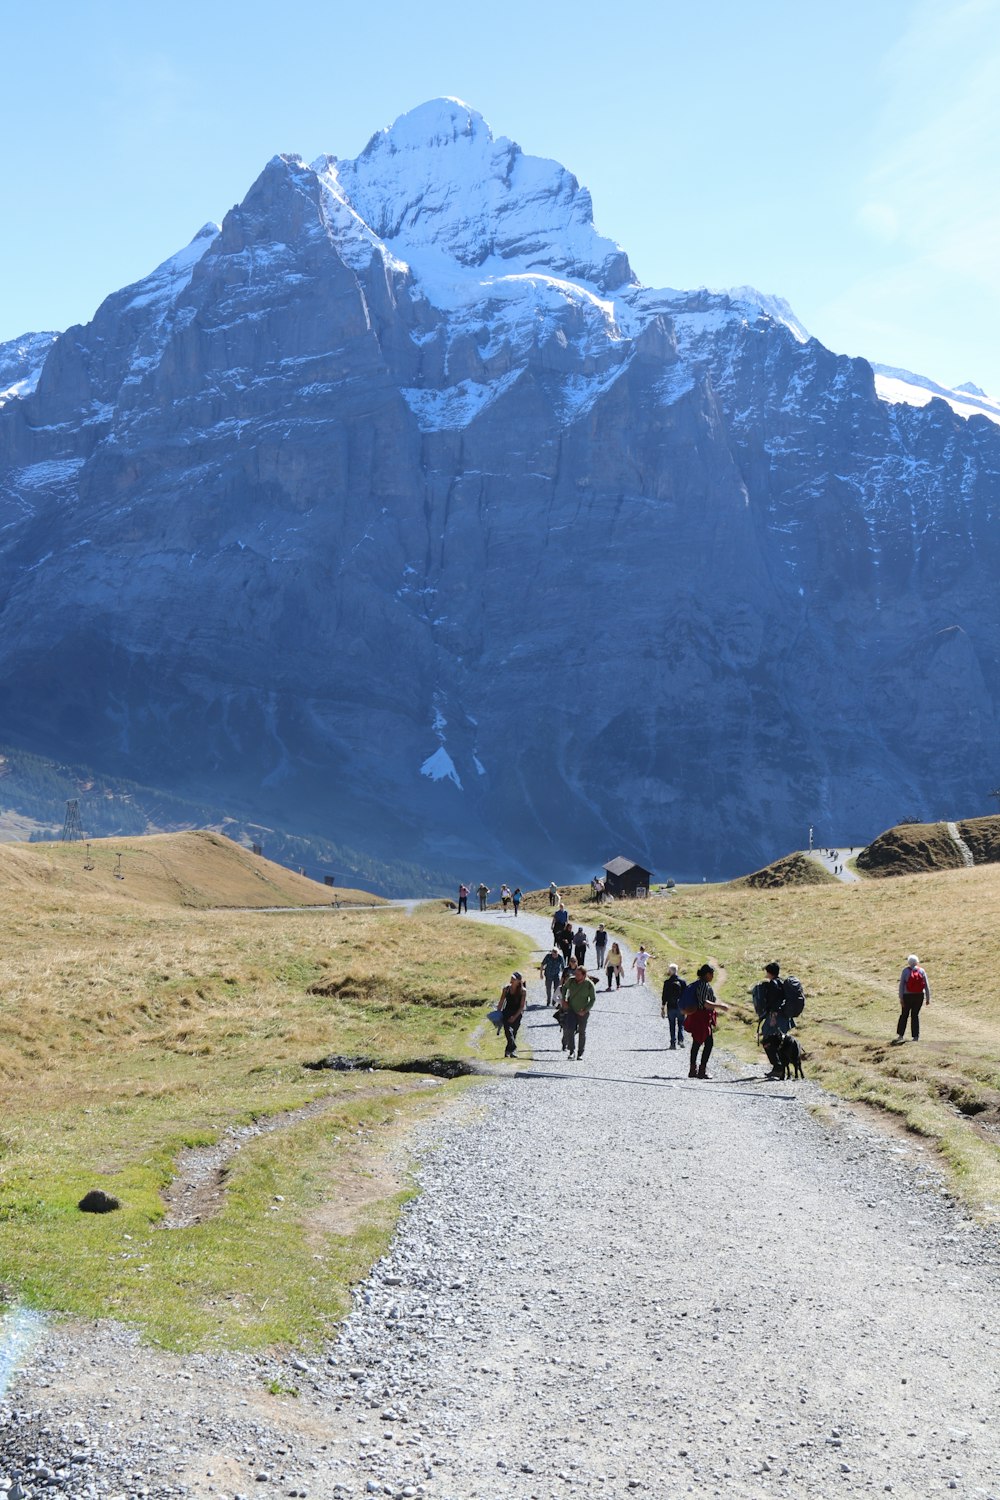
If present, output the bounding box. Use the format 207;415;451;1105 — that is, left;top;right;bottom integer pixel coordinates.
0;885;530;1351
592;868;1000;1218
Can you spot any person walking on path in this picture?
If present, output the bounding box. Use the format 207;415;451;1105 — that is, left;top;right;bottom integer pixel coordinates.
594;923;608;970
757;961;793;1078
661;963;687;1048
573;926;588;966
894;954;931;1043
499;971;527;1058
548;882;559;907
512;887;522;917
605;942;623;990
457;883;469;914
681;963;729;1079
557;921;574;965
477;882;490;911
539;948;564;1006
500;884;512;913
562;961;598;1061
632;944;651;986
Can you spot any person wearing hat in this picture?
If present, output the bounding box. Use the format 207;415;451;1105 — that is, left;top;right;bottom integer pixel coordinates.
562;961;598;1061
498;971;527;1058
894;954;931;1043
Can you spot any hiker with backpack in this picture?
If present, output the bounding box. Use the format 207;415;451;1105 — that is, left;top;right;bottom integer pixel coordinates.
498;971;527;1058
661;962;687;1047
561;960;598;1061
573;926;588;965
757;962;792;1079
539;947;564;1006
477;882;490;911
894;954;931;1042
752;962;807;1078
680;963;729;1079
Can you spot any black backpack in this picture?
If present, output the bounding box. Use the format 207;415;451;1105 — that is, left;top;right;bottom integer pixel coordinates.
781;977;806;1018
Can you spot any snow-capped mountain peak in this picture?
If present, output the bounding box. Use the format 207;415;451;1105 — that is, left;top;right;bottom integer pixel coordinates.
328;98;633;295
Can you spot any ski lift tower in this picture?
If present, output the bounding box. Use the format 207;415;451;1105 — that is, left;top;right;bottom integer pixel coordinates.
62;800;84;841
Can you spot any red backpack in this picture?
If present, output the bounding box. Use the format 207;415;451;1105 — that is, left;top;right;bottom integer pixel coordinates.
905;966;927;995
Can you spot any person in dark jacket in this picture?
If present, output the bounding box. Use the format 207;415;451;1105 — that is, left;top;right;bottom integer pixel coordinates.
573;926;588;965
661;963;687;1048
499;972;527;1058
594;924;608;969
681;964;729;1079
758;961;792;1078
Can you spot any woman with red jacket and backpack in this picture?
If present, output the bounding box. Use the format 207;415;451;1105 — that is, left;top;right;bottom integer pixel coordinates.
681;963;730;1079
894;954;931;1042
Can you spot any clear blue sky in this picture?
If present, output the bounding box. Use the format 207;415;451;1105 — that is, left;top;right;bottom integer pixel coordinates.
3;0;999;392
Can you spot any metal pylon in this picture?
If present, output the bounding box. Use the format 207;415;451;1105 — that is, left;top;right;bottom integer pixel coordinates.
62;799;84;841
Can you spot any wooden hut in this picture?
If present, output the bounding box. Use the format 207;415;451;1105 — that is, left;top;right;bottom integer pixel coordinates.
603;856;652;899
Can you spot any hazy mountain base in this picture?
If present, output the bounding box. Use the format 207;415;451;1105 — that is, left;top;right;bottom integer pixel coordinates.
0;743;451;895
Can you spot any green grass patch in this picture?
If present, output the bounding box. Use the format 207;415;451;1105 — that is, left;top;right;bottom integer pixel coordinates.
0;899;530;1349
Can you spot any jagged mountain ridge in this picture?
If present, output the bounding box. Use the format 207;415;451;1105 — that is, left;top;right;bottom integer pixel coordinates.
1;97;999;886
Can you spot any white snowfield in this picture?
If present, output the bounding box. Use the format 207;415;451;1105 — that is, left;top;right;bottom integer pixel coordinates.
4;95;996;439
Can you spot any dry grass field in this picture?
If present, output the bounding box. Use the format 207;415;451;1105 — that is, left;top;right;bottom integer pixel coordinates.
0;836;525;1350
0;829;383;908
603;865;1000;1218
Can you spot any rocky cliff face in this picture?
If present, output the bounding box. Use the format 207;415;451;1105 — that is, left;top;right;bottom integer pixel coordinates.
1;98;998;885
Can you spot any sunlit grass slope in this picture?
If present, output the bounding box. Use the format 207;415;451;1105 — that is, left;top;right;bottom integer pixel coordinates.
0;838;526;1351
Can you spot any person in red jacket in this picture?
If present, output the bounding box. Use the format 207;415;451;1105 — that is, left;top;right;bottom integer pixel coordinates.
681;963;730;1079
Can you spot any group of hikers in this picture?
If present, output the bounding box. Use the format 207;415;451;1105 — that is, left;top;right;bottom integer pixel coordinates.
457;882;523;914
494;906;933;1075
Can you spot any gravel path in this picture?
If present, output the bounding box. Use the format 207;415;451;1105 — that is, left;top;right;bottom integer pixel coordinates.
806;848;861;883
3;908;999;1498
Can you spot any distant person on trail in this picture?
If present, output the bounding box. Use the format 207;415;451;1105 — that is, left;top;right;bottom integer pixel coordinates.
562;961;598;1061
573;926;588;965
477;882;490;911
594;924;608;969
605;942;623;990
499;971;527;1058
632;945;651;985
681;963;729;1079
457;883;469;914
661;963;687;1048
552;903;569;937
548;882;559;907
540;948;564;1006
500;884;512;912
894;954;931;1043
512;887;522;916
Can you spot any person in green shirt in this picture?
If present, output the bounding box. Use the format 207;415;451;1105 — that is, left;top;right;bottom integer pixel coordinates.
563;962;598;1061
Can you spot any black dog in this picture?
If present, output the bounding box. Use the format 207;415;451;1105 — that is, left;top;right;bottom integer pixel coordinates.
777;1034;804;1081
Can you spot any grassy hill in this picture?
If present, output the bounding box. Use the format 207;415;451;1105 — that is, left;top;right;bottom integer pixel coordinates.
857;816;1000;878
730;851;837;889
0;830;384;909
